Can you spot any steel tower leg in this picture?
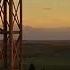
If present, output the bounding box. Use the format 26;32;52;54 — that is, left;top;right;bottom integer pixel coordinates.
9;0;13;70
19;0;22;69
3;0;7;69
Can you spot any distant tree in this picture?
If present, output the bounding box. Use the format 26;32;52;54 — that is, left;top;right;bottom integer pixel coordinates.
29;64;35;70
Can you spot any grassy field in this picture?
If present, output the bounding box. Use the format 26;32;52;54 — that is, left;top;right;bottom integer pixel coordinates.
23;40;70;70
0;40;70;70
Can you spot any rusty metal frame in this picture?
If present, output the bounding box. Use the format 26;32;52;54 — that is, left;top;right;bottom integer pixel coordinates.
0;0;22;70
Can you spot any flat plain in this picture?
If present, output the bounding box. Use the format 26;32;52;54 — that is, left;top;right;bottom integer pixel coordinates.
23;40;70;70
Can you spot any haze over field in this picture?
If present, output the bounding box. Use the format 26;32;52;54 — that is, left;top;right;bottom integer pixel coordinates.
23;0;70;40
24;26;70;40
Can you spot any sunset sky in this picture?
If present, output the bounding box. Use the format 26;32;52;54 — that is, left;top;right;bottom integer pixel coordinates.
24;0;70;28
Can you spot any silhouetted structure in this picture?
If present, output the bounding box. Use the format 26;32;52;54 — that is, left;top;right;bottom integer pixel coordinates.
29;64;35;70
0;0;22;70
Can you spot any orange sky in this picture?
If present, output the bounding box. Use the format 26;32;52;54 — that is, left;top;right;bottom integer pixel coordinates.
24;0;70;28
0;0;70;28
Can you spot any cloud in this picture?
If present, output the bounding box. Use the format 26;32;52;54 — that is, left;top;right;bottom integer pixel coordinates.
43;8;52;10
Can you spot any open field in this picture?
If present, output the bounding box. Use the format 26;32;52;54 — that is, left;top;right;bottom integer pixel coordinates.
23;40;70;70
0;40;70;70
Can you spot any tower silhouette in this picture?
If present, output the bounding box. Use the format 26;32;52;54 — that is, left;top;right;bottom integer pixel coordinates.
0;0;22;70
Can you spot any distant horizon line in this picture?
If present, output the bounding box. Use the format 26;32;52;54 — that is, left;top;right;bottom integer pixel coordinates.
0;39;70;40
24;25;70;29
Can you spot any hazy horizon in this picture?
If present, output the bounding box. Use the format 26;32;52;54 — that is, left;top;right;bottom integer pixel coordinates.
23;26;70;40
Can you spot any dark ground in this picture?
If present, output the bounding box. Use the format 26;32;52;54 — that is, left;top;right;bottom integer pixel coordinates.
23;40;70;70
0;40;70;70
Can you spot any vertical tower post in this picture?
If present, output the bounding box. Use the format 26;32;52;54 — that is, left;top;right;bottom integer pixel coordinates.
19;0;22;69
9;0;13;69
3;0;7;69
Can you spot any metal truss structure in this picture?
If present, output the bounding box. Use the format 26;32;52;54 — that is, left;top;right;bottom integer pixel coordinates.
0;0;22;70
